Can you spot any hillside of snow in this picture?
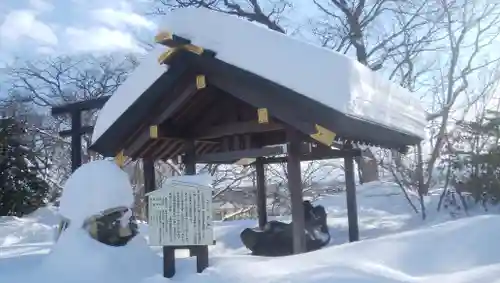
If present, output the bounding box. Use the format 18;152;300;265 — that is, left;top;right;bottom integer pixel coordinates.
1;181;500;283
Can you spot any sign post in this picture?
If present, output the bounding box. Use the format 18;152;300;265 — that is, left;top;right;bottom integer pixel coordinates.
147;178;214;278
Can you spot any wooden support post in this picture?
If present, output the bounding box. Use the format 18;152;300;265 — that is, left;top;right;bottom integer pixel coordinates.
416;143;426;220
163;246;176;278
70;110;82;172
143;158;155;218
184;140;196;175
185;140;197;258
343;143;359;242
195;245;209;273
186;140;208;272
286;129;307;254
255;157;267;229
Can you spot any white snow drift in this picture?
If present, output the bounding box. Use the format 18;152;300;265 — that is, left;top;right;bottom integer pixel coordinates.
2;180;500;283
4;160;160;283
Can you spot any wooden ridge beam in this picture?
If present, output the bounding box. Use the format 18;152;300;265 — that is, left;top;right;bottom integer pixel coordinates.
155;31;216;57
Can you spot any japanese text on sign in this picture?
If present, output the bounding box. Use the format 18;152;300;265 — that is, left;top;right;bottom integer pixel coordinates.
148;180;213;246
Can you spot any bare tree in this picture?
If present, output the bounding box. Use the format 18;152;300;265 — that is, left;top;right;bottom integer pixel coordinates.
265;160;341;214
386;0;500;217
151;0;292;33
152;0;393;184
435;94;497;214
311;0;445;183
4;55;138;189
422;1;500;191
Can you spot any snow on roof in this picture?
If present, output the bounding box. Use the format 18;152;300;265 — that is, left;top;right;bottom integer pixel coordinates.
92;7;426;145
91;47;168;144
159;8;426;138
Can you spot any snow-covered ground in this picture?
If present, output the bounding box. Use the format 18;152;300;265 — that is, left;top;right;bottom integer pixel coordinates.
1;181;500;283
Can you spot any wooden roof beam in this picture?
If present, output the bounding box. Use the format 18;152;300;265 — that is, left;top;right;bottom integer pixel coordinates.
124;123;222;159
262;146;361;164
123;127;155;159
120;73;206;158
194;142;360;164
196;121;284;140
153;79;199;125
195;145;286;163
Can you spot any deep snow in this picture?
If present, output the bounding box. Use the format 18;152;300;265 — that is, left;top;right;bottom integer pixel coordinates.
1;181;500;283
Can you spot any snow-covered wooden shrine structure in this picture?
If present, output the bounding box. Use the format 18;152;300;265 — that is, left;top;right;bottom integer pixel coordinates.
86;7;425;275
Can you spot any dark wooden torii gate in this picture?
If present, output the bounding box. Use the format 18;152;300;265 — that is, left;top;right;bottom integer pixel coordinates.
51;96;157;196
51;96;110;172
50;97;157;216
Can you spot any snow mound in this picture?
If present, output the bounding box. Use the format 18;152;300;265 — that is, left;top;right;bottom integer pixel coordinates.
158;215;500;283
2;181;500;283
30;229;160;283
329;215;500;277
58;160;134;225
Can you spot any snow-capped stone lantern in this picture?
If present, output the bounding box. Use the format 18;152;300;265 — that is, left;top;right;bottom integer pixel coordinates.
56;160;139;246
35;160;159;283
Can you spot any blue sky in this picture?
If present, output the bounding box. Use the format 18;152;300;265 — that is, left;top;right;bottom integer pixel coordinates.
0;0;156;65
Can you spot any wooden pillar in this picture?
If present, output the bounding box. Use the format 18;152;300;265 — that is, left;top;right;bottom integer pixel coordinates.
185;140;197;259
162;246;175;278
143;158;155;218
416;143;426;220
186;140;208;271
184;140;196;175
70;110;82;172
343;144;359;242
255;157;267;229
286;129;307;254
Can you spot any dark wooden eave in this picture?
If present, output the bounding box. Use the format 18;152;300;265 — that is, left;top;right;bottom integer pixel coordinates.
186;51;420;150
89;52;192;157
90;49;421;160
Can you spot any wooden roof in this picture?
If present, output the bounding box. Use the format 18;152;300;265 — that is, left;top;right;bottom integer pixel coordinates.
90;48;421;161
